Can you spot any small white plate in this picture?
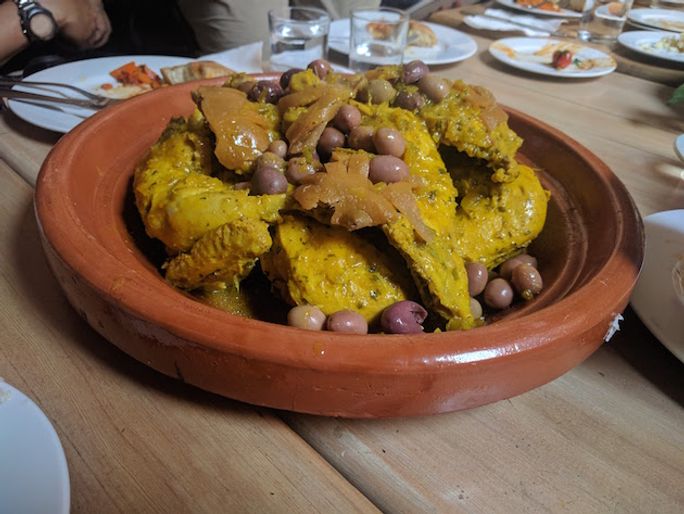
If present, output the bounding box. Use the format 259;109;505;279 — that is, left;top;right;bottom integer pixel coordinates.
618;30;684;64
328;19;478;66
627;8;684;33
6;55;193;133
630;210;684;362
489;37;616;78
495;0;583;18
0;381;70;514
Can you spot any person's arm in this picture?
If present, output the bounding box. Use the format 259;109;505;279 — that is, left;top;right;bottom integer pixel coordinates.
0;0;112;65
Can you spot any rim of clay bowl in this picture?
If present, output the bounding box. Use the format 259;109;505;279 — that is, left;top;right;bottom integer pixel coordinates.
34;78;643;379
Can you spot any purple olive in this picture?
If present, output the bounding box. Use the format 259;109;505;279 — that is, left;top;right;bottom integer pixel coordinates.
250;167;288;195
393;90;426;111
499;254;538;280
334;104;362;134
373;127;405;157
465;262;488;297
280;68;303;90
402;60;429;84
248;80;283;104
348;126;375;152
285;156;317;185
380;300;428;334
369;155;410;184
287;304;326;331
511;263;543;300
483;278;514;310
308;59;332;79
317;126;345;159
326;309;368;334
267;140;288;159
418;74;449;103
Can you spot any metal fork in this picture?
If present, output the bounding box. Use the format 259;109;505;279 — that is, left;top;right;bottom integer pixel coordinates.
0;76;121;109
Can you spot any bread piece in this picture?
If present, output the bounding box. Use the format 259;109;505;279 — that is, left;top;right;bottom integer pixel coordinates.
366;20;437;48
160;60;234;85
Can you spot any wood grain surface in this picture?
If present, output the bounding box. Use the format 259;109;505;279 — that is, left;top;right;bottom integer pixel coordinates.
0;160;379;513
1;32;683;512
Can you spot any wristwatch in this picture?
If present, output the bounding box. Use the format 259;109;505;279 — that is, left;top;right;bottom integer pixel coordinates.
13;0;58;43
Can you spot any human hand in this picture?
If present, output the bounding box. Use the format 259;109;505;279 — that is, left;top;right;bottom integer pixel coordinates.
40;0;111;48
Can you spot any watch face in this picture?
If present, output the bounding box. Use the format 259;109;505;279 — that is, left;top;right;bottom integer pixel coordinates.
29;12;56;40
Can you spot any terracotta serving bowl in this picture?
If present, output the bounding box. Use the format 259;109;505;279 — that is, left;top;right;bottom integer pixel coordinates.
34;78;643;418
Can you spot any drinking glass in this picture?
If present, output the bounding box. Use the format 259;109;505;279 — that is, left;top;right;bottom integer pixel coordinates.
268;7;330;71
349;7;408;72
577;0;635;43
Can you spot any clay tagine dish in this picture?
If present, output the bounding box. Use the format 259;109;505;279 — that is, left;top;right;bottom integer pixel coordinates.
34;76;643;418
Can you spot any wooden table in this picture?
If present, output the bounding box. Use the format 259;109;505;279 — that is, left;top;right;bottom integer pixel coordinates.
1;32;683;513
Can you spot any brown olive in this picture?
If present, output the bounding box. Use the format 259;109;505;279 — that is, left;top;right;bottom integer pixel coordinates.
373;127;405;157
470;297;483;319
257;151;285;173
248;80;283;104
287;304;326;331
279;67;303;90
511;263;543;300
317;126;345;159
348;126;375;152
285;157;317;185
308;59;332;79
236;80;256;94
326;309;368;334
418;74;449;103
483;278;514;310
402;60;429;84
250;167;288;195
333;104;362;134
465;262;488;297
380;300;428;334
393;90;426;111
359;79;397;104
369;155;409;184
267;140;288;159
499;254;538;280
234;181;251;190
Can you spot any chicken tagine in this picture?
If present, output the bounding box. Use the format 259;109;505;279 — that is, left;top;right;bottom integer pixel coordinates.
133;59;549;335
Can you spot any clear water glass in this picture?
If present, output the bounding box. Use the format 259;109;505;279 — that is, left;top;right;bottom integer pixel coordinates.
577;0;635;43
268;7;330;71
349;7;409;72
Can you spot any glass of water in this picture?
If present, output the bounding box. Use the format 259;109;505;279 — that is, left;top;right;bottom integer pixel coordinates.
349;7;409;72
577;0;635;43
268;6;331;71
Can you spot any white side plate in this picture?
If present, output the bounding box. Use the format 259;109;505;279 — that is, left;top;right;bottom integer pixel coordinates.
495;0;583;18
618;30;684;64
0;381;70;514
627;8;684;32
630;210;684;362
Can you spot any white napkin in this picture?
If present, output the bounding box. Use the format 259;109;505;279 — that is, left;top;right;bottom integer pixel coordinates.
201;42;265;73
464;8;565;37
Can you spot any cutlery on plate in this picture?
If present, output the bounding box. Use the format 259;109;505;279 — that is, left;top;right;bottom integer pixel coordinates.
0;88;120;109
0;75;112;103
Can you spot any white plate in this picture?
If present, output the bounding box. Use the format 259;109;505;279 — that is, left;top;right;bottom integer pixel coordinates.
630;210;684;362
627;8;684;33
489;37;616;77
495;0;583;18
6;55;193;133
618;30;684;63
0;381;70;514
327;19;478;65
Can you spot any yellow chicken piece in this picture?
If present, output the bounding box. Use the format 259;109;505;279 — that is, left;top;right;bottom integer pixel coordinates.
134;115;285;254
261;215;416;322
